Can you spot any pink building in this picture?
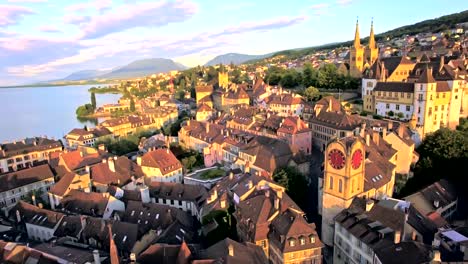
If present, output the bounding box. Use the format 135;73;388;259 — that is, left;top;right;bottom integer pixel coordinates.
277;116;312;155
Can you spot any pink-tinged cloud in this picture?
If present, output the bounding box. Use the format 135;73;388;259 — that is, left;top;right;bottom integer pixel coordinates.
38;25;61;33
80;0;198;39
0;5;34;27
210;15;307;37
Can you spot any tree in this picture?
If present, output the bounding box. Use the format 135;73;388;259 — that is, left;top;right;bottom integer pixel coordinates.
273;167;308;208
130;97;135;112
397;128;468;197
317;64;338;88
91;92;96;110
304;86;320;101
302;63;318;87
76;104;94;117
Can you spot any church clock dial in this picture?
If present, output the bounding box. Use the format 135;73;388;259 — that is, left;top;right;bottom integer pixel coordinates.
328;149;345;170
351;149;363;169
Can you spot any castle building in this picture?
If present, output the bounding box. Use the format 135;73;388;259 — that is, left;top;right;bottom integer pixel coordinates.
349;20;379;78
320;133;397;246
361;54;466;137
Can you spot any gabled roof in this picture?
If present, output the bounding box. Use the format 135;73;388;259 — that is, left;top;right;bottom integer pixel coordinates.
13;201;64;229
49;171;79;197
91;156;143;186
417;67;436;83
60;149;108;171
0;137;62;159
0;164;54;193
140;149;182;175
60;190;110;217
199;238;268;264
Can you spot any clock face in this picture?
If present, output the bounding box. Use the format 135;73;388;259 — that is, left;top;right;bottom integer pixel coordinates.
351;149;363;169
328;149;345;170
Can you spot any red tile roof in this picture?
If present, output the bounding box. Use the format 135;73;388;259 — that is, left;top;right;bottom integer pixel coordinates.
141;149;182;175
91;157;143;186
0;164;54;193
60;150;107;171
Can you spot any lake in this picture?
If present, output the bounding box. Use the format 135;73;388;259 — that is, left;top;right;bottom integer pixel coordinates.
0;85;121;142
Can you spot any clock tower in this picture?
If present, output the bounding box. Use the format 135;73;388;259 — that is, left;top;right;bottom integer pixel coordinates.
320;136;366;246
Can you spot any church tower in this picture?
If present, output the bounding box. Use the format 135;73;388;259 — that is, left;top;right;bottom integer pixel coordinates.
365;19;379;68
321;137;366;246
349;19;365;78
218;71;229;89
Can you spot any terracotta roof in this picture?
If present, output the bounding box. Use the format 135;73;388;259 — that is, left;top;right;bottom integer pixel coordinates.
91;156;143;186
60;190;110;216
49;171;78;197
197;103;213;112
373;82;414;93
60;149;108;171
268;208;322;253
224;86;249;100
0;137;62;159
435;81;451;92
141;149;182;175
13;201;64;229
241;136;293;174
0;164;54;193
266;93;303;105
196;85;214;93
309;111;361;131
277;116;311;134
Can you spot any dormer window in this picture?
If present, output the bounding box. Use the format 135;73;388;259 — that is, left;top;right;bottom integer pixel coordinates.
289;239;296;247
309;235;315;243
300;237;306;245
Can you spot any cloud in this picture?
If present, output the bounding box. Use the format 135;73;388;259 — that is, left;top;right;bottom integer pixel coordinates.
7;0;47;2
63;14;90;25
79;0;198;39
310;3;329;9
336;0;352;5
210;15;307;38
38;25;61;33
0;5;34;27
65;0;112;13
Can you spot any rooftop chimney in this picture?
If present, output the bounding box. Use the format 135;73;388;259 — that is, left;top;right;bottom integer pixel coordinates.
274;197;280;210
206;123;210;134
365;199;374;212
433;200;440;208
366;134;370;146
93;250;101;264
130;253;136;263
394;230;401;244
85;165;90;173
229;172;234;180
211;189;218;202
137;156;142;166
228;244;234;257
108;158;115;172
247;180;253;189
360;123;366;137
387;121;393;131
382;127;387;140
220;198;226;209
432;249;441;263
372;131;380;146
397;125;404;138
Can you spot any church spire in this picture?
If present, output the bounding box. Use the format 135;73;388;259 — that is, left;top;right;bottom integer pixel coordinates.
369;18;376;49
353;17;360;48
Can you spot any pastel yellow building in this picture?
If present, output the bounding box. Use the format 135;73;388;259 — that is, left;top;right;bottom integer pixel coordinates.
218;71;229;89
195;84;214;105
320;134;396;246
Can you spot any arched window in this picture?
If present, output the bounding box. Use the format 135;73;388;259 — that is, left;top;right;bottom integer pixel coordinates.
329;176;333;190
309;235;316;243
339;179;343;193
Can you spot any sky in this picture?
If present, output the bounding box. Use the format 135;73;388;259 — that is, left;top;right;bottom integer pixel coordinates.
0;0;467;86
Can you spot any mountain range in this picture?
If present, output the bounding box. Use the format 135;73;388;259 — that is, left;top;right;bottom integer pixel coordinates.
204;53;271;66
57;58;187;82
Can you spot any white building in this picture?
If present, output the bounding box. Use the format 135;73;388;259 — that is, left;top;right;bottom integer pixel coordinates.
0;137;62;173
137;148;183;183
0;164;55;214
14;201;64;242
148;182;207;220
